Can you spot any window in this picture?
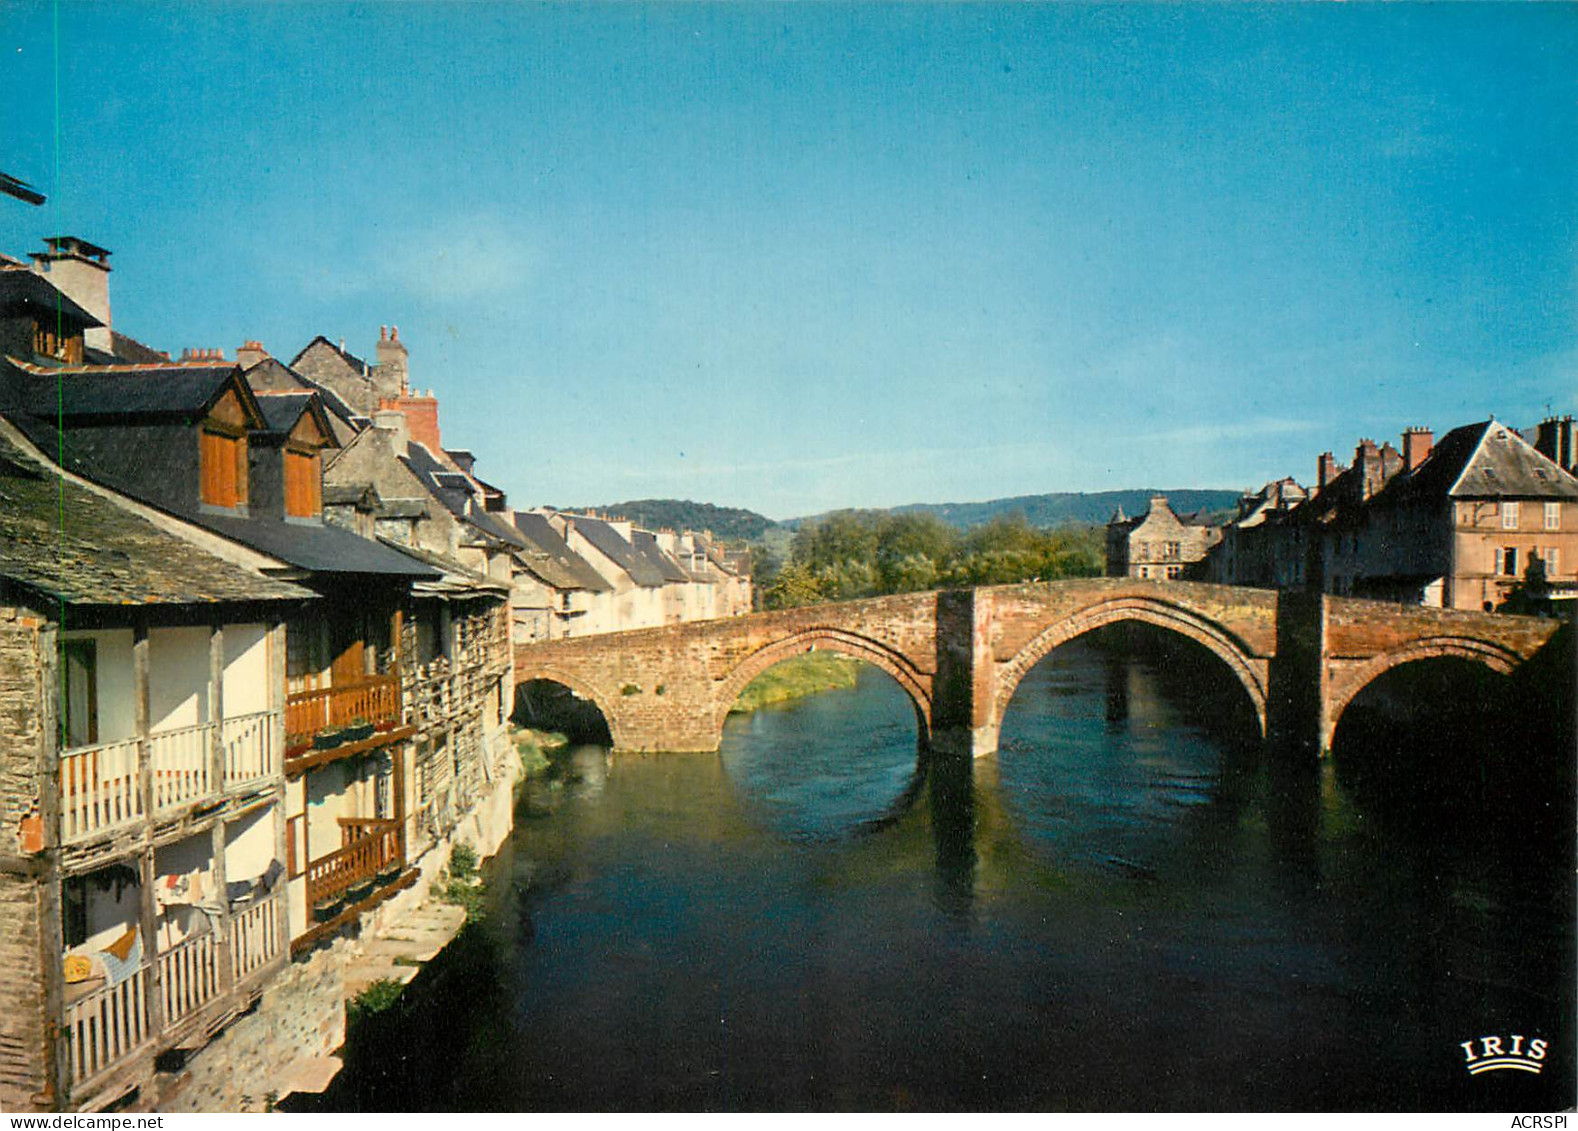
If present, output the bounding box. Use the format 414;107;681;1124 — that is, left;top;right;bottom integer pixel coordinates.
1545;502;1561;531
58;639;97;749
1546;548;1560;577
1165;541;1181;561
1500;547;1519;577
200;428;249;508
1501;501;1520;531
283;449;321;518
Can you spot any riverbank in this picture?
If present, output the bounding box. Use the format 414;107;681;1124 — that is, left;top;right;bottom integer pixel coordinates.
729;651;861;713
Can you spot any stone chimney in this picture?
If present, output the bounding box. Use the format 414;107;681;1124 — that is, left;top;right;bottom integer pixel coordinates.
30;236;112;353
374;324;409;401
1317;452;1339;491
372;408;411;453
236;340;269;369
1535;416;1577;474
1402;427;1433;473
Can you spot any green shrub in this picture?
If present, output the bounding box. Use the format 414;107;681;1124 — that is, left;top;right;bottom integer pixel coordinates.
348;978;405;1022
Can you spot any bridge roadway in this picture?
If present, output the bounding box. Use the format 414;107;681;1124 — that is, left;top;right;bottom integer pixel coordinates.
513;579;1564;760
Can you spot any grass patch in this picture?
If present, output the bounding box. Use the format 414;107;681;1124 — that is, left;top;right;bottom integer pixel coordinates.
348;978;405;1022
729;652;861;714
437;843;487;922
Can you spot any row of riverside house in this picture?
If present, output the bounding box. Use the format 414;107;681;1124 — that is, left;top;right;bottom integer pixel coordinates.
1107;419;1578;613
0;235;746;1113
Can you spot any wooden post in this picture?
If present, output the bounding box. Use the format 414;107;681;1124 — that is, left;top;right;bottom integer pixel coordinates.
392;741;407;869
209;624;225;792
133;621;164;1031
212;819;233;992
270;619;290;958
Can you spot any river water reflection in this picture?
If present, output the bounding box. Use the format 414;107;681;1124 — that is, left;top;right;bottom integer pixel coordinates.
307;635;1573;1111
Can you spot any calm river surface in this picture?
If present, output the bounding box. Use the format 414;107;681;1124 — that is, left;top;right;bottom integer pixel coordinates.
307;633;1574;1111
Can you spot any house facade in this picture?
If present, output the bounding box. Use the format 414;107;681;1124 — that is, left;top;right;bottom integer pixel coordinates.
1105;495;1224;580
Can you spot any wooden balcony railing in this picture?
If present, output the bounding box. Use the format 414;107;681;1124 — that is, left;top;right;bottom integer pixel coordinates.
59;737;142;843
64;965;151;1088
150;722;215;814
158;930;220;1028
305;818;402;909
285;673;403;752
230;891;284;983
222;710;278;790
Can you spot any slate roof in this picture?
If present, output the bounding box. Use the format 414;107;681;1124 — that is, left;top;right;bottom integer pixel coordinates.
0;415;311;606
252;391;338;446
569;515;666;587
401;442;525;548
0;269;102;327
190;511;437;577
378;537;509;597
1382;420;1578;505
1;360;250;421
511;513;613;592
633;530;691;583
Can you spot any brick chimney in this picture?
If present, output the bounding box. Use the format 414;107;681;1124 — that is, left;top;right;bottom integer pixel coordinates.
1402;427;1433;472
1535;416;1576;474
30;236;112;353
1317;452;1339;491
1354;439;1392;500
236;340;268;369
373;324;409;401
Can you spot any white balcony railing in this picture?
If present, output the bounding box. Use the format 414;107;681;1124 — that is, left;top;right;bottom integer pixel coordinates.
59;738;143;843
222;711;278;791
158;931;221;1028
150;722;216;814
61;714;286;843
230;891;284;982
64;965;151;1088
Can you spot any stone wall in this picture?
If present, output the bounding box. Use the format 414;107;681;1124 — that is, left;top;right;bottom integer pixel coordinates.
148;945;347;1113
0;606;57;1112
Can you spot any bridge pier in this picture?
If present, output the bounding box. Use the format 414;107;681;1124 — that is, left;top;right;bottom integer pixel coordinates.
1265;590;1329;763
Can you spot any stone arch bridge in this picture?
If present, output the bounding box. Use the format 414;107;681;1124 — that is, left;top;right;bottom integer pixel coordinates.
513;580;1565;760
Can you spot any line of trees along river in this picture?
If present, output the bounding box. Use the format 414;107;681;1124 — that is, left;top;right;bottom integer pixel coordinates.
295;623;1572;1112
753;511;1104;609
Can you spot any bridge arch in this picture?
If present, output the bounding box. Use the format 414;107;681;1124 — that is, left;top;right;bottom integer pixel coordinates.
993;596;1269;740
712;627;934;750
513;663;632;752
1324;635;1523;751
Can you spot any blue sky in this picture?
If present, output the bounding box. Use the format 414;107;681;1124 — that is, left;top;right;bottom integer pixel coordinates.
2;3;1574;519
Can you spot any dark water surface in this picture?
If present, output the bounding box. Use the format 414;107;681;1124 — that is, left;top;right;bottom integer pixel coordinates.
305;635;1574;1111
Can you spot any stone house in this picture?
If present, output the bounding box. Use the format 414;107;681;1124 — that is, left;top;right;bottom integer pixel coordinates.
0;409;311;1112
1198;421;1578;611
1106;495;1224;580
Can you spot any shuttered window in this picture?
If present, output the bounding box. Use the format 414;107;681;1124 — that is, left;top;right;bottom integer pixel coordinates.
284;449;321;518
200;429;248;508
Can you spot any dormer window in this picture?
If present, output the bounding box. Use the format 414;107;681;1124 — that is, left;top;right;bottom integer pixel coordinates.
200;425;249;509
284;447;322;518
33;318;83;363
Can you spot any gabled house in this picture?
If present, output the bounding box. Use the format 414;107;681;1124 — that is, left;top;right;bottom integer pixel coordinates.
0;357;442;955
1105;495;1223;580
0;412;311;1111
508;512;615;641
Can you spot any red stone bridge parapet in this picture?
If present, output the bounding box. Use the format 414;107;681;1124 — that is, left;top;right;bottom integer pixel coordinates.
513;581;1565;760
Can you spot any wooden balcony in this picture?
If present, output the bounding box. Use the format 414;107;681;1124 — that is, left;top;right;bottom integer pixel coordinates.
57;710;284;845
305;817;403;910
285;673;404;756
60;890;286;1098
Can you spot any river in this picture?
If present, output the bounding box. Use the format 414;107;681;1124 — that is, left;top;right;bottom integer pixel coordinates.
301;628;1574;1111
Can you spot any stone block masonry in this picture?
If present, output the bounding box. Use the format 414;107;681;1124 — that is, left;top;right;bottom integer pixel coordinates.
515;580;1565;762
